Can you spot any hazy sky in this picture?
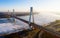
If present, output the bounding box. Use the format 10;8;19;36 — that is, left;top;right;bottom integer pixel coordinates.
40;0;60;12
0;0;60;12
0;0;39;12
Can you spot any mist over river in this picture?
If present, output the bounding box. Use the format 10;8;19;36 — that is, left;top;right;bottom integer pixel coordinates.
19;12;60;26
0;12;60;34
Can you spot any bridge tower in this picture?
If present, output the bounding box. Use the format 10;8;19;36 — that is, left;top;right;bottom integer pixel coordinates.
12;9;15;23
29;7;35;29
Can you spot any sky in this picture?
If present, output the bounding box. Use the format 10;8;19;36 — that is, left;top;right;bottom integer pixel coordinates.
0;0;60;12
40;0;60;12
0;0;39;12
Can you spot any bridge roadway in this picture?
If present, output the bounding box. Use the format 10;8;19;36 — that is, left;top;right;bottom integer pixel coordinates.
12;15;60;37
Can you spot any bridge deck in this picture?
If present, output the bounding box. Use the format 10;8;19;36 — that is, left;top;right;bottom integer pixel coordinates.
14;16;60;37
